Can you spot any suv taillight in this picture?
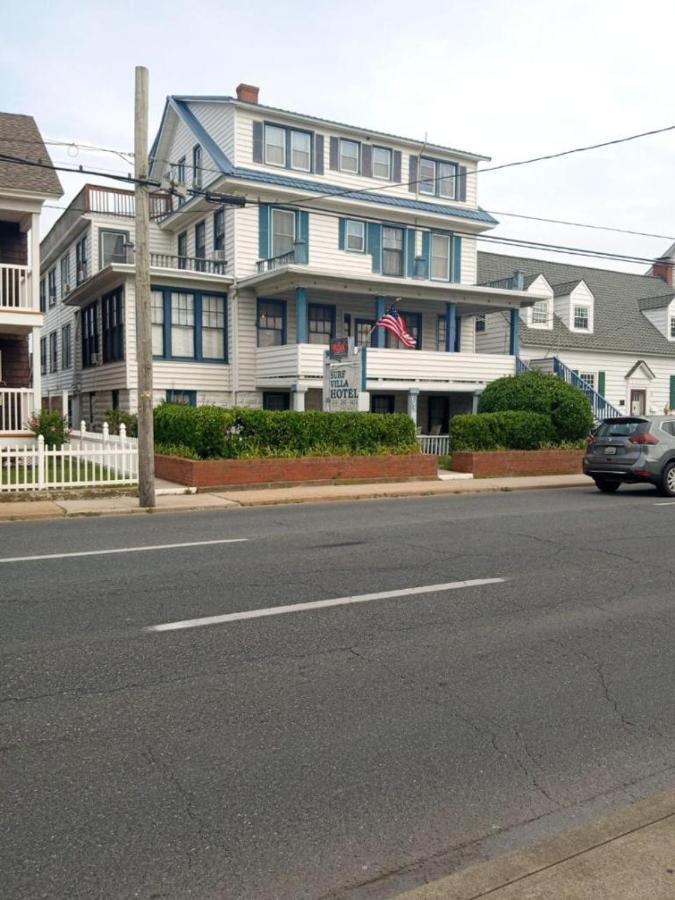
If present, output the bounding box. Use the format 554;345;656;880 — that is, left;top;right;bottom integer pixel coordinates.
628;432;659;445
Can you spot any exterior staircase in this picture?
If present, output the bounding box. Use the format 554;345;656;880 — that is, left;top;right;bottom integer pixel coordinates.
527;357;622;421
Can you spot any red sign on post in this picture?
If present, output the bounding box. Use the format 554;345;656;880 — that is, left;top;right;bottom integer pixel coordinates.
330;338;350;359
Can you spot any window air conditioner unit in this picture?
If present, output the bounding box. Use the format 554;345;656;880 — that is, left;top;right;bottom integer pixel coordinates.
64;284;71;294
90;352;102;366
211;249;226;262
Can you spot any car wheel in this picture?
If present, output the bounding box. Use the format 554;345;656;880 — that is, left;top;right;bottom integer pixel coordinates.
594;478;620;493
659;462;675;497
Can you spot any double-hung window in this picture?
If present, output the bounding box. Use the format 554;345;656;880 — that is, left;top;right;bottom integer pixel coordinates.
177;231;188;270
176;156;186;205
531;301;549;326
419;158;436;195
76;236;87;284
308;304;335;345
355;319;375;347
419;158;457;198
60;254;70;296
264;125;286;167
151;291;165;356
102;288;124;363
382;226;404;277
49;331;58;372
345;219;365;252
475;314;486;333
271;209;295;257
290;131;311;171
430;234;451;281
213;208;225;252
100;230;129;267
437;162;457;199
40;337;47;375
339;139;360;173
48;269;57;306
193;145;202;189
373;146;392;180
61;324;72;370
201;295;226;359
385;311;420;349
171;292;195;358
257;300;286;347
573;305;590;330
82;302;99;368
195;221;206;271
39;278;46;312
436;316;447;352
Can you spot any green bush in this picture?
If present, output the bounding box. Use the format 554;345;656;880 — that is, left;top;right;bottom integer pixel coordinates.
155;442;200;460
104;409;138;437
154;405;418;459
450;411;557;451
28;409;69;448
478;372;593;442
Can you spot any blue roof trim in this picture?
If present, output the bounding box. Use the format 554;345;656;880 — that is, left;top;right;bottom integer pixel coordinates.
169;98;234;175
228;167;497;224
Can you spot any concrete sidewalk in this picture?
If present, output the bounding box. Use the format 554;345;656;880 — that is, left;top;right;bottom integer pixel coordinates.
0;473;593;521
397;791;675;899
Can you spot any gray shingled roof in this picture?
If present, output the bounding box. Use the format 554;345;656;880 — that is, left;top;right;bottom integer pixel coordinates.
477;251;675;357
0;112;63;197
551;279;584;297
638;294;673;311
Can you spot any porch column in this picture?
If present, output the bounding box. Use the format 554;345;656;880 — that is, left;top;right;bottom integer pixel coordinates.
374;296;386;348
32;326;42;415
61;390;69;419
509;308;520;356
445;302;457;352
407;388;419;424
296;287;307;343
291;384;307;411
472;391;481;414
30;212;40;310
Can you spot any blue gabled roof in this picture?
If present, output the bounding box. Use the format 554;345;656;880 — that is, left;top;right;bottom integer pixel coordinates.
228;167;497;224
169;98;234;174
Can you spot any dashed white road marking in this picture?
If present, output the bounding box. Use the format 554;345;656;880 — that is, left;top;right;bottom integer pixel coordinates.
146;578;507;632
0;538;248;564
654;501;675;506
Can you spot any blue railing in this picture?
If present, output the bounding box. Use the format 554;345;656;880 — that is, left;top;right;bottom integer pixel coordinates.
552;357;621;420
516;357;532;374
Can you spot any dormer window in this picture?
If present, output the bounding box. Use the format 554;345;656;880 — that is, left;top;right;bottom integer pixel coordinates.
263;124;312;172
531;301;549;326
419;158;457;199
291;131;311;171
573;304;590;330
264;125;286;167
372;147;392;180
339;139;360;174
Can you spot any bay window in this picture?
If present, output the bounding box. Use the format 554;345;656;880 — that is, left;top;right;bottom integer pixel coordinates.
152;288;227;361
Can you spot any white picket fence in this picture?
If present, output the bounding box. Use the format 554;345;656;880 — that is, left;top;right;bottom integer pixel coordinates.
0;421;138;492
417;434;450;455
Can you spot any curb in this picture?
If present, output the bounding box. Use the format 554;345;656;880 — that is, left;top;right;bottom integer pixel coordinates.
395;791;675;899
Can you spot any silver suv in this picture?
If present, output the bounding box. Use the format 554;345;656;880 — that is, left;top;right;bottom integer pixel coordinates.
584;416;675;495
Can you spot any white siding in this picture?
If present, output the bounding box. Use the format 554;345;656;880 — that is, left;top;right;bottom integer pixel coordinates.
475;311;511;355
189;102;235;163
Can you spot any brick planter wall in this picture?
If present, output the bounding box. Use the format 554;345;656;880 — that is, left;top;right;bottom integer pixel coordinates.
452;449;585;478
155;453;437;489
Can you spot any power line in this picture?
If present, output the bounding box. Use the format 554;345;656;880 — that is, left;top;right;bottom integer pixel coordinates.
486;210;675;242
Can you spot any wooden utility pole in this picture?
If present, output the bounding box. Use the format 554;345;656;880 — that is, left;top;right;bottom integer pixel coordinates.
134;65;156;507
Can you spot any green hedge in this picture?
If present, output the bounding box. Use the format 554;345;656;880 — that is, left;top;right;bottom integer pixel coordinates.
154;404;418;459
450;411;557;451
478;372;593;442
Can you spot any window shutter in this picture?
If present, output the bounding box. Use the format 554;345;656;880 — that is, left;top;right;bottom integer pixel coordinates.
367;223;382;273
457;164;467;202
258;204;270;259
451;236;462;282
392;150;402;183
361;145;372;178
421;231;430;280
670;375;675;409
297;211;309;263
314;134;324;175
406;228;416;277
598;371;606;397
252;121;264;164
329;137;339;170
408;155;418;192
338;218;346;251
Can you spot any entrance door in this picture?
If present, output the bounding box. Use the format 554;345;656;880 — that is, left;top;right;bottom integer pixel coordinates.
630;389;646;415
428;396;450;434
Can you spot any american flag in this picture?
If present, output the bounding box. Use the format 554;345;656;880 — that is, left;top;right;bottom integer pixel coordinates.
375;307;417;349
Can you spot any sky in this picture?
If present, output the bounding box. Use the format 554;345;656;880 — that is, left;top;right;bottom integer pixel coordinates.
3;0;674;273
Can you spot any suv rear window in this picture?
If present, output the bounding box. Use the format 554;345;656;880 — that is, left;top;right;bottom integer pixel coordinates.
596;419;647;437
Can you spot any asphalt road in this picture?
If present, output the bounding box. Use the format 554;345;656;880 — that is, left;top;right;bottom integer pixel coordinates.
3;485;675;899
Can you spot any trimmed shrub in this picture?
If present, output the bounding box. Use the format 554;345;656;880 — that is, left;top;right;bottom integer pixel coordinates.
153;405;418;459
29;409;69;448
105;409;138;437
478;372;593;442
450;411;557;451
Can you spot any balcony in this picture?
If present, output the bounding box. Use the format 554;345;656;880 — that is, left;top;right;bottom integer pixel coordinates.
256;241;308;274
0;388;34;434
256;344;516;391
150;253;227;276
0;264;31;309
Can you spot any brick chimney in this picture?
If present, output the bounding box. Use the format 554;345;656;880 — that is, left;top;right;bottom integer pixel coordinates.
651;257;674;287
236;83;259;104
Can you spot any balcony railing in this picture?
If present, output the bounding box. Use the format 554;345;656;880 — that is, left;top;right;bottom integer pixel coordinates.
0;388;34;433
0;264;31;309
256;241;308;274
149;253;227;275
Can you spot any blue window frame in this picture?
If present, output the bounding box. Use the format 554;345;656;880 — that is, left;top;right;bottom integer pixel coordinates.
257;299;287;347
193;145;202;189
151;286;227;362
307;303;336;345
385;310;421;349
166;390;197;406
213;208;225;252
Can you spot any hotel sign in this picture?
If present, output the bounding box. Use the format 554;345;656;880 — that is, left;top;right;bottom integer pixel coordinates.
323;339;369;412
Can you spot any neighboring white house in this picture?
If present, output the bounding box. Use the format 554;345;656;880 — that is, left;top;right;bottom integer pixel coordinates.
477;251;675;417
40;82;542;433
0;112;62;443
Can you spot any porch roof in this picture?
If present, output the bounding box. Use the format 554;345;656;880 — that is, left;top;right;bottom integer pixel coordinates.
238;266;541;314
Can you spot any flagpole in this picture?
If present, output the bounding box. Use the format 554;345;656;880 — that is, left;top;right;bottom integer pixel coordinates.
361;297;402;346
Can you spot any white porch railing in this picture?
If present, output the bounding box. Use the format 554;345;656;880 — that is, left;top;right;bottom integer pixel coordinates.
0;388;34;433
0;423;138;492
417;434;450;455
0;264;31;309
